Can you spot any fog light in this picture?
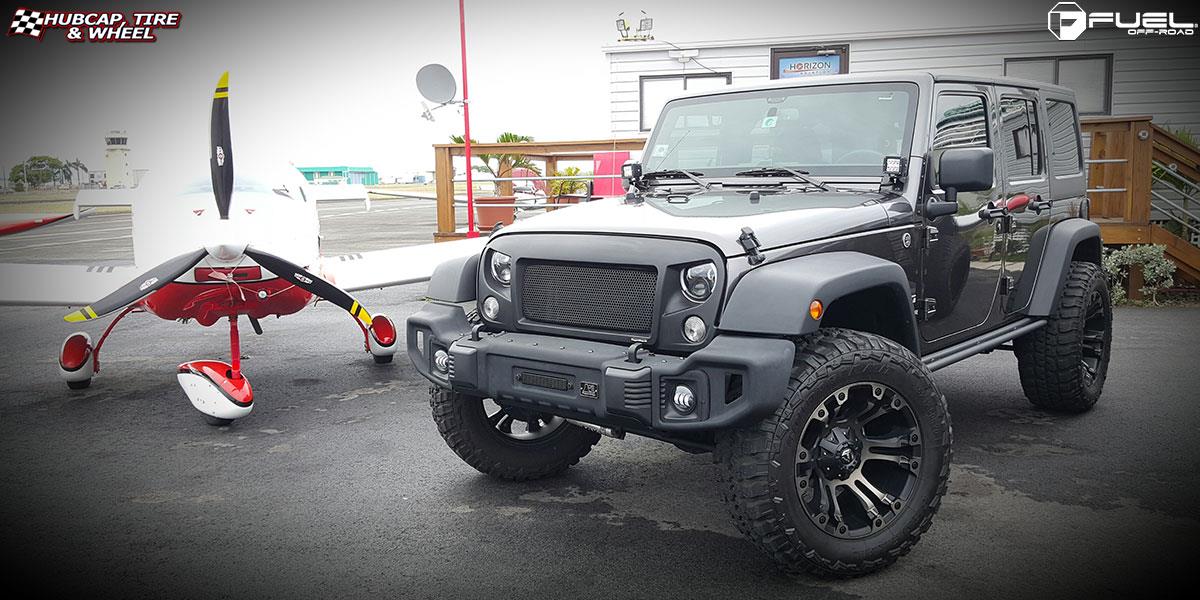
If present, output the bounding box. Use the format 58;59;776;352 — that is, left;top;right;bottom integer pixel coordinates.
482;296;500;320
682;316;707;343
672;385;696;414
433;349;450;373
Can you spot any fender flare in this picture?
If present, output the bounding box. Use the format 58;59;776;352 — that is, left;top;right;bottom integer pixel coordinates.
427;253;480;303
718;251;919;353
1024;219;1102;317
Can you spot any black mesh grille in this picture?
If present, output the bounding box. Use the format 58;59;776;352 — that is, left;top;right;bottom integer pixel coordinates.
520;261;657;335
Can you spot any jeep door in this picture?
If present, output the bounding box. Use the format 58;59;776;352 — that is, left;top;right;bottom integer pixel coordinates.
920;84;1004;344
996;86;1053;314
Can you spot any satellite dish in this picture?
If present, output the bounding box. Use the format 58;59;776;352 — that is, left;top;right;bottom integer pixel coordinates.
416;64;457;105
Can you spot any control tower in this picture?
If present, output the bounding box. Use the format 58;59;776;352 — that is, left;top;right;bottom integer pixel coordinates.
104;130;133;188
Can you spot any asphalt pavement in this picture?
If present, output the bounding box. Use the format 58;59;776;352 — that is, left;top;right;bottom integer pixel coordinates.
1;197;1198;598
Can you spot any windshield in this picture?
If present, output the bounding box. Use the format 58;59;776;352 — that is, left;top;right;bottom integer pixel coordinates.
643;82;919;178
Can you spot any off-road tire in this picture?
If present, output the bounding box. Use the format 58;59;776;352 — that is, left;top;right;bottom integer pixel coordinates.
1014;261;1112;413
716;329;952;578
430;387;601;481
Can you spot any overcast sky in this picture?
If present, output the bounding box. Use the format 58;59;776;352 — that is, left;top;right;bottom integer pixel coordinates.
0;0;1134;180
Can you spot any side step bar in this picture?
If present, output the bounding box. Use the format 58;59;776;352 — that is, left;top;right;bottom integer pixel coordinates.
923;317;1047;372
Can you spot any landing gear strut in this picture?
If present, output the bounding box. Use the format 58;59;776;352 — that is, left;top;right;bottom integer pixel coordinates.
177;315;254;426
58;305;140;390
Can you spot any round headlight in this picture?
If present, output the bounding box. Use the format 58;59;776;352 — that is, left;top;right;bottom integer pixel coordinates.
482;296;500;320
489;251;512;285
682;315;707;343
681;262;718;302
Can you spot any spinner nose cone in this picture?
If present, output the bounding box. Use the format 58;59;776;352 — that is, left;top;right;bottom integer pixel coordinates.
205;242;247;262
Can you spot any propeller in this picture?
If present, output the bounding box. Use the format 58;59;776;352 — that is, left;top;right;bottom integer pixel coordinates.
210;71;234;220
63;71;377;328
243;248;374;327
64;249;208;322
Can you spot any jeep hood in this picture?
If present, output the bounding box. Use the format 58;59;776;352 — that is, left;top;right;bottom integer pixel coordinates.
492;188;903;257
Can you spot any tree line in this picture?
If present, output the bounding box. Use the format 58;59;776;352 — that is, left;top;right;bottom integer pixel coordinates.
6;156;89;192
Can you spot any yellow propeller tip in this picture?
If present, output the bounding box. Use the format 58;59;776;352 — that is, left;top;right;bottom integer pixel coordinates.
217;71;229;89
64;312;85;323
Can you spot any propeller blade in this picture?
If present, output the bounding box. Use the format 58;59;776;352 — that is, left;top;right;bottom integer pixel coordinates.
64;249;207;322
210;71;234;220
243;248;373;327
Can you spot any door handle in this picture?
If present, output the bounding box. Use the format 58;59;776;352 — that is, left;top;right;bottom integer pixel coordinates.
1032;194;1053;213
977;201;1006;221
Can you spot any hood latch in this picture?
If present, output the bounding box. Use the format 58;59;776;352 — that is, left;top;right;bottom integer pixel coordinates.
738;227;766;265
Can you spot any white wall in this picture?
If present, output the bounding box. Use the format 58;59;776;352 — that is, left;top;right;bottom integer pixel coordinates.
606;26;1200;137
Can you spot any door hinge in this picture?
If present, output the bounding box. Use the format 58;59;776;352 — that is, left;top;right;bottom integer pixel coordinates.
914;297;937;320
738;227;765;265
921;225;939;249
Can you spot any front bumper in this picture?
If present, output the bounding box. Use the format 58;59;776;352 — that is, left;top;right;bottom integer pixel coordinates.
407;302;795;432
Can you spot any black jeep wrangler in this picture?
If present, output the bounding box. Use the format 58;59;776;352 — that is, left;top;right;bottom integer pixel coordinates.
407;72;1111;577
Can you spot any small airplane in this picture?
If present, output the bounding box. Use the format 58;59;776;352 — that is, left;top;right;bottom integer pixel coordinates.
0;72;484;426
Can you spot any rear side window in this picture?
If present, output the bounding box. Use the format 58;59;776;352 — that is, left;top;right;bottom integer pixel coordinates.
932;94;989;150
1045;100;1082;175
999;97;1042;178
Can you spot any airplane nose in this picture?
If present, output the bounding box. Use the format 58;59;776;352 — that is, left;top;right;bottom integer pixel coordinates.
205;243;247;261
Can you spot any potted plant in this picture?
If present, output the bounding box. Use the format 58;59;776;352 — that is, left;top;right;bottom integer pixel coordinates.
547;166;590;210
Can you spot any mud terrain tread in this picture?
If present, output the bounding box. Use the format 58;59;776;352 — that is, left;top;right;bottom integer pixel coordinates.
716;329;952;578
1014;261;1110;413
430;387;600;482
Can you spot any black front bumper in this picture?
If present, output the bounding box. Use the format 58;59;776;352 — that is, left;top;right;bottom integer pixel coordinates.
407;302;795;433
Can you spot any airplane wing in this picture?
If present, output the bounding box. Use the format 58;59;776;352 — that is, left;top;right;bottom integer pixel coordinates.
0;263;137;306
74;189;139;218
322;238;486;292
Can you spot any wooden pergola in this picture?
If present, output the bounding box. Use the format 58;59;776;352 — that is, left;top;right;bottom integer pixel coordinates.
431;138;645;241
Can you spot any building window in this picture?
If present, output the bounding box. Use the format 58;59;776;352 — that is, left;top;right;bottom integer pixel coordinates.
639;72;732;132
770;45;850;80
1004;55;1112;115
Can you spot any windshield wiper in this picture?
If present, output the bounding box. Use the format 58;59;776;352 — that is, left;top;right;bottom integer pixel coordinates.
734;167;829;191
640;169;711;190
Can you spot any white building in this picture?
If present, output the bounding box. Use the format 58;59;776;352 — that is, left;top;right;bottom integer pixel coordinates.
104;130;135;188
604;24;1200;137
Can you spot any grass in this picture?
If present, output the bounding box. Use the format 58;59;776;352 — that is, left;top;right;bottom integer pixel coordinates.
0;189;130;216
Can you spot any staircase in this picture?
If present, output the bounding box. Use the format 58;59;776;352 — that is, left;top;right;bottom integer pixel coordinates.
1082;116;1200;287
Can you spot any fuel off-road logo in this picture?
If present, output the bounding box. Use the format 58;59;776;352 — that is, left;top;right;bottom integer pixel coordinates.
1048;3;1195;40
7;7;181;42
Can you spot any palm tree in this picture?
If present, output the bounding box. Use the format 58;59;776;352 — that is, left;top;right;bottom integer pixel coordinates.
67;159;88;188
449;132;542;194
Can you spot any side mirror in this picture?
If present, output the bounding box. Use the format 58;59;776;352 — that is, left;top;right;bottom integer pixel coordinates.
621;161;642;192
935;147;993;207
937;148;993;192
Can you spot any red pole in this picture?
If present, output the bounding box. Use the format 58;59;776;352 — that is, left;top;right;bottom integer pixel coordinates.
458;0;478;238
229;315;241;379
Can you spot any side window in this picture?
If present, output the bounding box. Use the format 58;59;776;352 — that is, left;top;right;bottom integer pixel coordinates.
1045;100;1082;175
999;97;1042;179
932;94;989;150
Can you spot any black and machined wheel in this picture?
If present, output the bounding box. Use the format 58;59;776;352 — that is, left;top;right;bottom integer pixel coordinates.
1014;261;1112;413
430;387;601;481
717;329;952;578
